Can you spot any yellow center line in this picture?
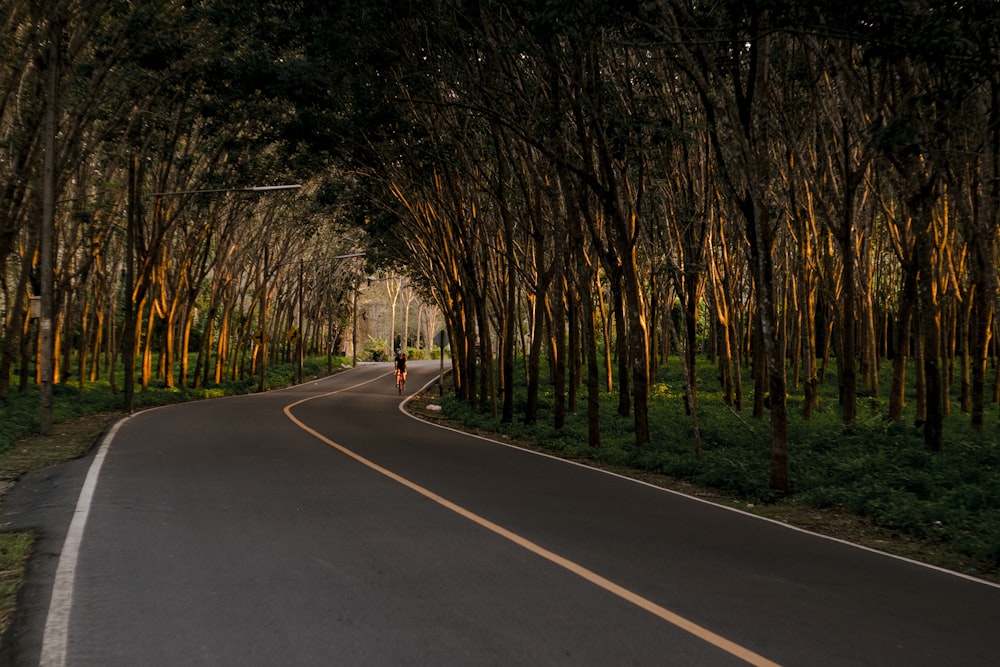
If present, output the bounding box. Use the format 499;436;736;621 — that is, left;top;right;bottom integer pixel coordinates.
284;384;782;667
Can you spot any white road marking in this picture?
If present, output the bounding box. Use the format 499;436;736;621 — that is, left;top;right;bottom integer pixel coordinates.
39;417;125;667
399;376;1000;591
36;370;382;666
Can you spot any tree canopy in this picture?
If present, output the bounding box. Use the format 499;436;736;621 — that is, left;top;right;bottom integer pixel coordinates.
3;0;1000;494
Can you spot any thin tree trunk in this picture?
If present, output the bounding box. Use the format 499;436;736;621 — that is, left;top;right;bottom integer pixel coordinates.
611;278;630;417
39;20;59;434
581;265;601;448
597;273;613;393
525;280;546;425
889;272;918;421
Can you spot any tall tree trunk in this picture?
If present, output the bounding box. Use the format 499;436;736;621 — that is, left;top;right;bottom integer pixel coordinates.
1;235;36;398
215;304;231;385
460;296;477;409
581;262;601;448
179;303;195;388
622;247;651;445
141;301;154;390
889;269;917;421
611;277;630;417
802;266;819;420
77;297;92;388
969;78;1000;431
525;284;546;425
597;272;613;393
501;270;516;423
684;274;699;412
39;19;60;434
550;272;567;431
746;195;789;494
837;205;858;423
922;318;944;450
163;295;179;389
495;127;517;424
19;316;33;393
915;327;927;422
567;280;579;415
917;218;944;452
751;311;766;419
709;224;737;407
475;281;496;418
90;303;104;382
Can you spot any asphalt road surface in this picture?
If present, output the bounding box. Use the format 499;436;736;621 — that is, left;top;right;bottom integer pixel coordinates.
2;361;999;666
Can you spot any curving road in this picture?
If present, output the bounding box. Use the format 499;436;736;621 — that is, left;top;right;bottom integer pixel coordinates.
2;360;999;666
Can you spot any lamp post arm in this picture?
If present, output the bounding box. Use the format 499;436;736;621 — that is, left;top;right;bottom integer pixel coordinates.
150;184;301;197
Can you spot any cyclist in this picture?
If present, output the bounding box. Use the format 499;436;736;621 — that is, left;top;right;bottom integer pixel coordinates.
394;349;407;390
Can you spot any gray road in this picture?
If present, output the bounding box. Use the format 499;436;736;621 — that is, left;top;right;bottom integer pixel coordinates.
2;361;999;666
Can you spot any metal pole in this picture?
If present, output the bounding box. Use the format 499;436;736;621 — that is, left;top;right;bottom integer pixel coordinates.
352;275;358;367
124;156;136;412
258;244;268;392
297;259;303;384
149;184;300;197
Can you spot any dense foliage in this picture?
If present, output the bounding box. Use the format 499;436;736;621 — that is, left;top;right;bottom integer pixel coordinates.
1;0;370;425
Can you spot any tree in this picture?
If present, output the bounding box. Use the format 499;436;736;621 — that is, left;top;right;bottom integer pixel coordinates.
649;0;791;492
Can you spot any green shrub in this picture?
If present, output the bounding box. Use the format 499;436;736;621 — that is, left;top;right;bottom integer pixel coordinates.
0;355;347;455
363;336;389;361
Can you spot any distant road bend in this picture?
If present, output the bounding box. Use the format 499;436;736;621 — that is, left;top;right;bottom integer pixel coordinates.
2;360;998;666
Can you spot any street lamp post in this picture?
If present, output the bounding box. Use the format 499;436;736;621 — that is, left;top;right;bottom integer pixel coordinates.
258;243;269;392
297;259;304;384
350;270;369;367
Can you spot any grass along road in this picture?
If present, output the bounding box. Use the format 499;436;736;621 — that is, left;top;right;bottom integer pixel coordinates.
0;412;123;637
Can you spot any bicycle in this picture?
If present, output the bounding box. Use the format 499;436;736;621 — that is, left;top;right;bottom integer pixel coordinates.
395;369;406;394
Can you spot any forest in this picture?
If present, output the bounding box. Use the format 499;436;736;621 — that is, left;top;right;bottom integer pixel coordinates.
2;0;999;507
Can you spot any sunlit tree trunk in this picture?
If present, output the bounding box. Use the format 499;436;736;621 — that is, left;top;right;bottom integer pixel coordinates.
525;232;549;425
550;270;567;431
969;78;1000;431
917;201;945;451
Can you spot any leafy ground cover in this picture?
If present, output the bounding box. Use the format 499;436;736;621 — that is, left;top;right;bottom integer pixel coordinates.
420;358;1000;583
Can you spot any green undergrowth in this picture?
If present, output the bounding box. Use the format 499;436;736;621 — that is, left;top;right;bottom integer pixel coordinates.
0;355;347;456
0;533;33;635
439;358;1000;575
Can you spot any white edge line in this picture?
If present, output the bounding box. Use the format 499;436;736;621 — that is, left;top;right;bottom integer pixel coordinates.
399;386;1000;591
38;416;127;667
34;364;365;666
